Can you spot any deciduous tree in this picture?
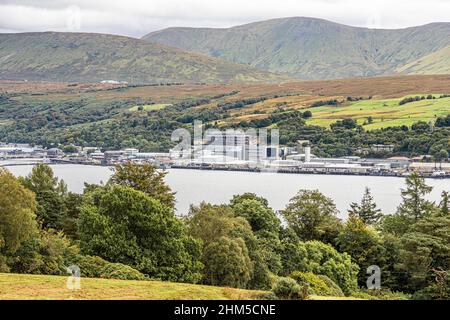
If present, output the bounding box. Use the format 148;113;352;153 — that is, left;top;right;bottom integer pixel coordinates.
202;236;252;289
109;162;175;209
281;190;342;244
336;214;386;285
79;185;202;283
186;203;272;289
299;241;359;295
0;168;38;255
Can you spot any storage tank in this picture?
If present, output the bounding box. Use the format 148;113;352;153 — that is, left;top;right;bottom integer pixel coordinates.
305;146;311;163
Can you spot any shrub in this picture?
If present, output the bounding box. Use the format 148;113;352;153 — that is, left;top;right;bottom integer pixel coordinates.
303;110;312;119
202;236;252;289
317;275;345;296
256;292;279;300
300;241;359;295
9;230;79;275
272;277;308;300
99;262;146;280
289;271;344;297
352;289;411;300
77;255;145;281
411;277;450;300
0;255;10;273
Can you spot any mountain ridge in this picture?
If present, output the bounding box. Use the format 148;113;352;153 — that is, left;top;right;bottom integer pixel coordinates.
0;31;283;84
143;17;450;80
148;17;449;33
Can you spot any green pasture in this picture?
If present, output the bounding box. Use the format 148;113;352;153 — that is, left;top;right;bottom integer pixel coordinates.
305;95;450;130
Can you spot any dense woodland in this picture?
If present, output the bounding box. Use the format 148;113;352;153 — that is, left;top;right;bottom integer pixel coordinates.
0;92;449;159
0;162;449;300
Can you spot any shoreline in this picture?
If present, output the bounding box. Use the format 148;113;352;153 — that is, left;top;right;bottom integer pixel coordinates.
169;165;450;179
2;160;449;180
5;161;448;215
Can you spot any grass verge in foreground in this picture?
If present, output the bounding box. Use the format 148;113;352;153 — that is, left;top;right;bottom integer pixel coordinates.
0;273;362;300
0;273;263;300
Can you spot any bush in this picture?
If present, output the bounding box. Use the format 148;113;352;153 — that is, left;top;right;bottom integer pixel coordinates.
77;255;146;281
352;289;411;300
99;263;146;280
9;230;79;275
272;277;308;300
303;111;312;119
0;255;10;273
202;236;252;289
317;275;345;296
412;279;450;300
300;241;359;295
289;271;344;297
256;292;279;300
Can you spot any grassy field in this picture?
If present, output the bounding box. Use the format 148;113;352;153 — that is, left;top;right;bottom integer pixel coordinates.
218;94;449;130
0;273;263;300
129;104;172;112
304;96;450;129
0;273;362;300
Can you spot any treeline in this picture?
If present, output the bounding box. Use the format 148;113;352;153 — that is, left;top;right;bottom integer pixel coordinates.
310;99;340;107
218;97;268;111
0;95;127;131
399;94;450;105
237;110;312;128
0;163;449;300
436;114;450;127
346;96;372;102
0;92;449;158
276;116;450;159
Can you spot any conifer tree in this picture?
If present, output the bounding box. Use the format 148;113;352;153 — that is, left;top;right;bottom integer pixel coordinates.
348;187;382;225
397;173;435;220
439;191;449;216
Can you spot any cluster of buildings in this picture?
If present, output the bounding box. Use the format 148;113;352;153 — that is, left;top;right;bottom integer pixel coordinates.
0;143;171;167
0;143;45;158
1;138;448;178
167;133;449;178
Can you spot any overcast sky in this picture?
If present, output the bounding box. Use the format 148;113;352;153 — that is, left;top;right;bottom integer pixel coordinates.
1;0;449;37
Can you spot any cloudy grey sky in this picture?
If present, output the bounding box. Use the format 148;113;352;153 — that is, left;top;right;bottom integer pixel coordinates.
1;0;449;37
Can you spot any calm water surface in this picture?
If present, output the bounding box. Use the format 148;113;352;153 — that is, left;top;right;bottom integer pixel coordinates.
5;164;449;218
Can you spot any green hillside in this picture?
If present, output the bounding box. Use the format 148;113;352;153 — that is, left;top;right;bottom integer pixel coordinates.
143;17;450;80
304;95;450;129
396;45;450;75
0;32;282;84
217;93;450;130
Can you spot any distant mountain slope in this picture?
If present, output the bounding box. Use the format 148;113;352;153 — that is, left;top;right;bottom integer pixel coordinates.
396;45;450;75
143;17;450;80
0;32;282;84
